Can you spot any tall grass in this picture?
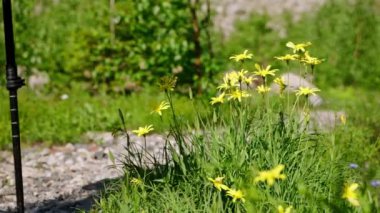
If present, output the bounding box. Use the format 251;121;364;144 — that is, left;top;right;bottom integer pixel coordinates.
95;46;379;212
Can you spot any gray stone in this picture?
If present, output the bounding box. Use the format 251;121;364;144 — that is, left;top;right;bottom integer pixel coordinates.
213;0;326;38
307;110;346;132
28;71;49;91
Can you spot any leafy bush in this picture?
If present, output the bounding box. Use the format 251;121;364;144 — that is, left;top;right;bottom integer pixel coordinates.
1;0;218;93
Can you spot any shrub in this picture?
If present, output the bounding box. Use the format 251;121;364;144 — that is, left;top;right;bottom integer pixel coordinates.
1;0;218;93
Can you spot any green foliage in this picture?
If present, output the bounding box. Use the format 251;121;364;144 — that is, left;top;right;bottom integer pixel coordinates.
1;0;218;93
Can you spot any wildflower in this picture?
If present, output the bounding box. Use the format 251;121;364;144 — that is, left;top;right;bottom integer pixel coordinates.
278;205;293;213
257;85;271;94
342;183;360;207
301;51;323;69
130;178;143;186
340;114;347;125
217;72;239;91
208;177;230;191
254;164;286;186
158;75;177;92
228;90;251;102
243;76;255;85
229;50;253;62
237;69;248;82
349;163;359;169
226;189;245;203
254;64;277;78
210;93;225;105
151;101;170;116
132;125;154;137
370;180;380;187
275;54;299;64
295;86;320;97
227;71;240;83
274;77;287;93
286;41;312;53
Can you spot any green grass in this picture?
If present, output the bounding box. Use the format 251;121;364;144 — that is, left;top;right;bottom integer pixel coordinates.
94;82;380;212
0;84;204;149
93;52;380;212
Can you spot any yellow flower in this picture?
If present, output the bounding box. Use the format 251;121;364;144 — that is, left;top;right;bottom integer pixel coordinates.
132;125;154;137
243;76;255;85
217;72;239;91
301;51;323;68
278;205;293;213
229;50;253;62
254;64;277;78
340;114;347;125
227;71;240;83
237;69;248;82
274;77;285;87
295;86;320;97
275;54;299;63
286;41;312;53
257;85;271;94
274;77;287;93
151;101;170;116
228;90;251;102
342;183;360;207
130;178;143;186
254;164;286;186
208;177;230;191
210;93;225;105
226;189;245;203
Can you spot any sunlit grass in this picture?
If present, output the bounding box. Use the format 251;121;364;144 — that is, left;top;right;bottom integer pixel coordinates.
0;85;204;149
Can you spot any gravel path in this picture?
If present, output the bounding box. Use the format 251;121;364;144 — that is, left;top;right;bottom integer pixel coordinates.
0;133;168;212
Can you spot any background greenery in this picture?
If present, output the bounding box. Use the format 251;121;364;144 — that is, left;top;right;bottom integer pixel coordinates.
0;0;378;211
1;0;217;92
0;0;378;148
222;0;380;88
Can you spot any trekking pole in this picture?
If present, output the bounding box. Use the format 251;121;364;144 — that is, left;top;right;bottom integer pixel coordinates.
2;0;25;212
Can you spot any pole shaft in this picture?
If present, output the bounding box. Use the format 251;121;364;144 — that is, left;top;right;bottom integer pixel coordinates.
2;0;25;212
9;90;24;213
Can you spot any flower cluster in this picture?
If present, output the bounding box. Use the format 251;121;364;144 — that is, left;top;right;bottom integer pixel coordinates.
276;41;324;70
208;176;245;202
212;68;255;104
254;164;286;186
208;165;287;205
211;44;323;105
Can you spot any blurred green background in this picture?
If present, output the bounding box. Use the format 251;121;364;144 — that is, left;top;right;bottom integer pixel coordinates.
0;0;379;149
